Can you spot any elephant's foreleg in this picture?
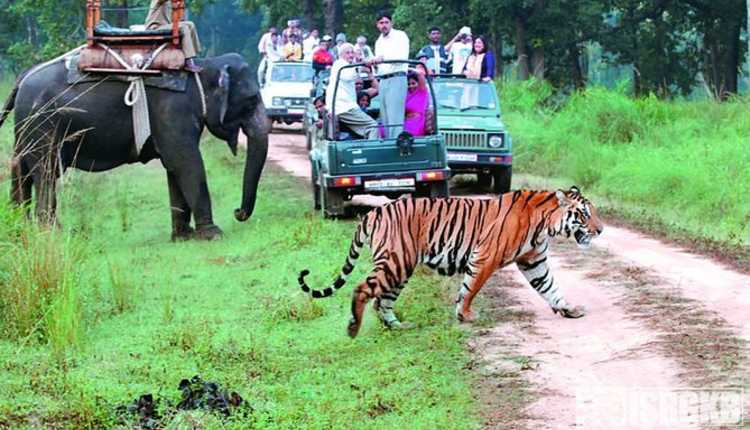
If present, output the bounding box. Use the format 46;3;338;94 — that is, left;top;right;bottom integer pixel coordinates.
167;171;194;241
160;150;222;241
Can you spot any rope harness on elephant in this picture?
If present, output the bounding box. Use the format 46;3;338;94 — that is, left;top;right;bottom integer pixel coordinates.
98;43;207;156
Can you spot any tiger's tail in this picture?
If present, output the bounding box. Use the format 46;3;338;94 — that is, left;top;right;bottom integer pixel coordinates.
299;217;369;298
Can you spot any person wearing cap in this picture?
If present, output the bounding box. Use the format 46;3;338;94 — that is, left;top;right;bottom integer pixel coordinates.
370;10;409;139
333;33;348;59
446;26;473;75
417;26;449;74
327;43;379;140
312;35;335;75
355;35;374;60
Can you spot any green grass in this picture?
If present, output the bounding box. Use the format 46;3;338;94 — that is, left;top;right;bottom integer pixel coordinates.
0;140;483;429
499;78;750;249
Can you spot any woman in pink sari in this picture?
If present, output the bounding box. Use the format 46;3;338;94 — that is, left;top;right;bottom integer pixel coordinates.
404;69;429;136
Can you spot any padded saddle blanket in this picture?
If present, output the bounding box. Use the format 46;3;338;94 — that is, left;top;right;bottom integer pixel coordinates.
93;21;172;37
66;53;189;92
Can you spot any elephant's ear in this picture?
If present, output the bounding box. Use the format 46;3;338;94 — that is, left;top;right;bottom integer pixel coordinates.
218;64;230;125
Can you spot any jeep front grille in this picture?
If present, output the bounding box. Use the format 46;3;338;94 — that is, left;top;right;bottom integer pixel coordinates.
285;97;307;107
441;130;488;149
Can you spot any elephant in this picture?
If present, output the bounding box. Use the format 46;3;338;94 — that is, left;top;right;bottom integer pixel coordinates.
0;52;268;241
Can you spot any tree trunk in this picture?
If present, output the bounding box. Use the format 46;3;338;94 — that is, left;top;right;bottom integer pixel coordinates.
531;46;544;78
490;30;502;78
530;0;545;78
569;44;584;89
304;0;316;31
722;19;741;97
323;0;342;36
514;15;530;80
633;64;642;97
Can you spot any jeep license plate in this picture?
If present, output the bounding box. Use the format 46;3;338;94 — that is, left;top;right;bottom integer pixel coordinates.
364;178;415;190
447;152;478;162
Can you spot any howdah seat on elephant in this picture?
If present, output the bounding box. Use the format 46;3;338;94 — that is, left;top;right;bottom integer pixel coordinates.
78;0;185;75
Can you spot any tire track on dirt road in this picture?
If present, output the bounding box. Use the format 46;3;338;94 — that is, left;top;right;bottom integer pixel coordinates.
249;130;748;428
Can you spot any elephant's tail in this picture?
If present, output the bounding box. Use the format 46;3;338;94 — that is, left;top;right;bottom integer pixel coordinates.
0;70;26;129
298;220;369;298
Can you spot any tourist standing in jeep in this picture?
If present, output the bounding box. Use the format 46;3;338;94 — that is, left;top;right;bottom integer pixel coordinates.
371;10;409;139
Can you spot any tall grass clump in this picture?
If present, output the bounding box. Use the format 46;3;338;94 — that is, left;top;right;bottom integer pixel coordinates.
0;201;87;355
499;80;750;244
108;262;134;314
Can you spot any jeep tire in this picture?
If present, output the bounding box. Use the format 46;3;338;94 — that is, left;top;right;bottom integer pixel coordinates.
416;181;449;198
322;188;346;218
492;166;512;194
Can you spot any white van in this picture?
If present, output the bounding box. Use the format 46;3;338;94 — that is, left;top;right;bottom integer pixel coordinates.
259;61;314;125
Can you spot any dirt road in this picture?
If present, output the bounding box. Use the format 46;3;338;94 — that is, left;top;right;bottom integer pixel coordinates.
253;128;749;429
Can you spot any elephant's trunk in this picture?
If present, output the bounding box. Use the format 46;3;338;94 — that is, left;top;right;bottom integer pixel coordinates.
234;120;268;222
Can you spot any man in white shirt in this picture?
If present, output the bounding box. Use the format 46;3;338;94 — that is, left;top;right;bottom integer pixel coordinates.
371;10;409;139
446;26;473;74
327;43;379;140
303;28;319;61
266;32;282;62
257;26;277;56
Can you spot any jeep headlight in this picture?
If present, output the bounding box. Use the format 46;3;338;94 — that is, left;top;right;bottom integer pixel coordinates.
272;97;283;106
488;134;503;148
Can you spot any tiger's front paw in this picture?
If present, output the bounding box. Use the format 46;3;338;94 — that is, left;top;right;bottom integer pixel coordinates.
554;305;586;319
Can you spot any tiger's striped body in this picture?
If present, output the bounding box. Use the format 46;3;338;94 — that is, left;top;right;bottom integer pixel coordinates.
299;187;603;338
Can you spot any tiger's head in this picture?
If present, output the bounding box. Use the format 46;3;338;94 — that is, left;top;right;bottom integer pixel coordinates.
555;186;603;248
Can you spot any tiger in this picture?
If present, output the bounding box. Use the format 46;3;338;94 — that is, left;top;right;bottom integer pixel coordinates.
298;186;603;338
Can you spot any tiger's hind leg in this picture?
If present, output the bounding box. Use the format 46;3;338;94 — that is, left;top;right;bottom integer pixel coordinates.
373;281;413;330
348;266;404;338
516;256;585;318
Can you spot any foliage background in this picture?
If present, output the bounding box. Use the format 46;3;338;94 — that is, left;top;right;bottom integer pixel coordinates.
0;0;747;96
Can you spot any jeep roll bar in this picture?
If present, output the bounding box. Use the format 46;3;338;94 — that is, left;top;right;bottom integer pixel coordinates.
330;59;439;141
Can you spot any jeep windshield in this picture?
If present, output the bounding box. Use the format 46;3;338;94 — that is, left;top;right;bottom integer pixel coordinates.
271;64;314;83
433;80;498;112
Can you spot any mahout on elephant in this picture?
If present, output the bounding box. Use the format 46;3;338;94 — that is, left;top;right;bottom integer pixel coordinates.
0;52;268;240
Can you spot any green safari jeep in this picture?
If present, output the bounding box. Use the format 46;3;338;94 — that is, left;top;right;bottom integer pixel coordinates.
432;76;512;193
307;61;450;218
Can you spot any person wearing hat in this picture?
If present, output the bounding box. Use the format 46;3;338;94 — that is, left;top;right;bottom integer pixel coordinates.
370;10;409;139
355;35;374;60
312;35;335;75
445;26;473;74
418;26;449;74
333;33;348;59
